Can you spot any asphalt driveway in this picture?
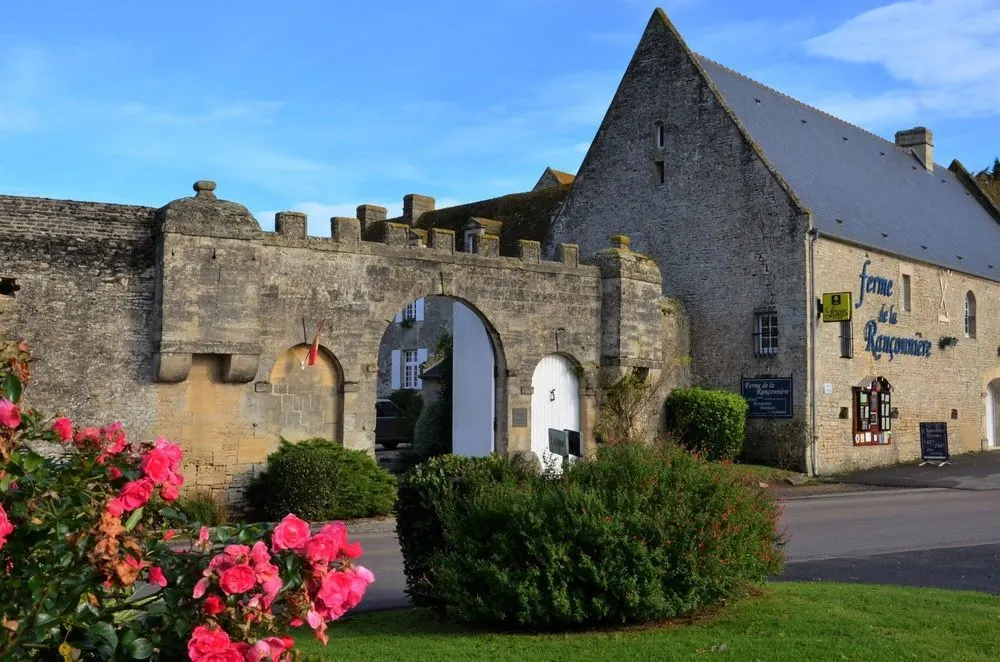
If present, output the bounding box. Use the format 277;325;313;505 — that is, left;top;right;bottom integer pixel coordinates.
828;450;1000;490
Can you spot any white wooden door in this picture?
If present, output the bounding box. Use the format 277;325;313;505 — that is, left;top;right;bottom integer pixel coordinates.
531;354;580;473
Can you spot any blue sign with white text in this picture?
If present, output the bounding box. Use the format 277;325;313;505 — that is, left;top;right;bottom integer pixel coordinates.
741;378;793;418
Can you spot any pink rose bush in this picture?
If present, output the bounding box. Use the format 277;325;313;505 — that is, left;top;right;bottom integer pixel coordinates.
0;338;373;659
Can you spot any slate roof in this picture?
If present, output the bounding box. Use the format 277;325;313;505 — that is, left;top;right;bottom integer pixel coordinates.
696;55;1000;282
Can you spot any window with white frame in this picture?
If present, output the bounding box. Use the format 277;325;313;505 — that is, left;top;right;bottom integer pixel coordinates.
402;349;420;389
396;298;424;325
965;291;977;338
754;311;778;357
654;121;665;149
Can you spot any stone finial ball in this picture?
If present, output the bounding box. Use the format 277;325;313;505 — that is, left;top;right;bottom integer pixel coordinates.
193;180;217;193
610;234;631;249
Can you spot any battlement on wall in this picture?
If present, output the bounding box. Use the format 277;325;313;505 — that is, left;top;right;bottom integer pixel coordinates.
264;208;586;269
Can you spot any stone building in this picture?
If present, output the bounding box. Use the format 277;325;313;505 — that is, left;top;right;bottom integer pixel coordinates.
552;8;1000;474
0;180;685;508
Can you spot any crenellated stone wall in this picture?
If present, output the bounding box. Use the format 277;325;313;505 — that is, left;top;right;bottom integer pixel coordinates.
0;181;681;509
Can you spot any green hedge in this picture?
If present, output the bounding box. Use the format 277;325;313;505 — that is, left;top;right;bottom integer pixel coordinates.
395;454;535;608
395;444;784;628
665;387;750;461
260;438;397;521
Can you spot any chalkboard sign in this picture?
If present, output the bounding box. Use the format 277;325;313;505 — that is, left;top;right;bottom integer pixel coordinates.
741;377;793;418
919;422;949;461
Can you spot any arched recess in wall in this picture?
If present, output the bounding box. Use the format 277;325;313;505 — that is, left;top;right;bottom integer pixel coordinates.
530;353;581;472
268;344;344;444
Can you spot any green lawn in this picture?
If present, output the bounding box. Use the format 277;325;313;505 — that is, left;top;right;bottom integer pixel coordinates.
294;582;1000;661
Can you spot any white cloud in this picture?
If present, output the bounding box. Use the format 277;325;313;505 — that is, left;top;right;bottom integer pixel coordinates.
802;0;1000;125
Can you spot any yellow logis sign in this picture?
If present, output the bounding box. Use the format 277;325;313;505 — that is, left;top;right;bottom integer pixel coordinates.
822;292;852;322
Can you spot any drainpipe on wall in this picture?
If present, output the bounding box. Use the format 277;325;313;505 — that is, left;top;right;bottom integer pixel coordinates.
807;225;820;477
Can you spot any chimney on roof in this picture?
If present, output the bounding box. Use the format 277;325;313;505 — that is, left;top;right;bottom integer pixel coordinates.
402;194;435;227
895;127;933;171
356;204;387;232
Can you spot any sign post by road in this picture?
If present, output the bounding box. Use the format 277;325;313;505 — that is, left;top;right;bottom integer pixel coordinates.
918;422;951;467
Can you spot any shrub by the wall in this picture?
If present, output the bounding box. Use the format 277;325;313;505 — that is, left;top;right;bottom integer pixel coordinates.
665;387;749;461
399;443;783;628
262;438;397;521
399;397;452;471
389;389;424;444
395;453;535;607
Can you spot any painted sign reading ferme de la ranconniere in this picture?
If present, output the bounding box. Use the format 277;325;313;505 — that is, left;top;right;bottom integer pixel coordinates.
855;260;932;361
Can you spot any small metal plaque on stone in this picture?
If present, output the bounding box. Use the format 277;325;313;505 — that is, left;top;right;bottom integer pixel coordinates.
548;428;569;457
512;408;528;428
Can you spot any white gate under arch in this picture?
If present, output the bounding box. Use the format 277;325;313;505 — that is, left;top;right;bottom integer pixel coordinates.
531;354;581;472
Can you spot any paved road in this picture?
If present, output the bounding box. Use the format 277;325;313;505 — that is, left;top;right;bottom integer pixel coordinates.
351;488;1000;612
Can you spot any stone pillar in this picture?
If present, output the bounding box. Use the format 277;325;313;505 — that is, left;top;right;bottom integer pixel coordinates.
402;194;435;226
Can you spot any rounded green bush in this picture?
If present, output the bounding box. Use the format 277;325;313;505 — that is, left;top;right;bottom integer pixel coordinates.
262;438;397;522
397;443;783;628
395;453;535;608
665;386;750;460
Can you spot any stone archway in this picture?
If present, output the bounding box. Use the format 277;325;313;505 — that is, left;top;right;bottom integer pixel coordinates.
268;344;344;444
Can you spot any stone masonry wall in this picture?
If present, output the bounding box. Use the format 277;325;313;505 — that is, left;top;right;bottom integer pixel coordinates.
551;13;812;429
1;185;673;510
813;237;1000;473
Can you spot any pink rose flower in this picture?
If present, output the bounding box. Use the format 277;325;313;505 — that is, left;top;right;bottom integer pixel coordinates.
304;533;339;566
272;514;311;552
219;564;256;595
159;482;180;502
202;594;225;615
148;566;167;587
0;504;13;551
162;529;176;542
116;478;154;512
193;577;209;599
106;499;124;517
141;448;174;483
101;422;127;455
154;436;183;464
108;467;123;480
250;541;270;565
73;427;101;447
249;636;294;662
187;625;234;662
51;417;73;441
318;521;362;558
0;399;20;429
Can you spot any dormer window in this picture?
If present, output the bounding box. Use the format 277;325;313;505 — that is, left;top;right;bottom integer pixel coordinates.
464;232;477;253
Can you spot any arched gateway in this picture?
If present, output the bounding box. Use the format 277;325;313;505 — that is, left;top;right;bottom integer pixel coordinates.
1;182;672;508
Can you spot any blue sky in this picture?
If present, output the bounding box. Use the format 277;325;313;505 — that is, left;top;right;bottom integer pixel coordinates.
2;0;999;235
